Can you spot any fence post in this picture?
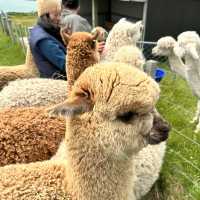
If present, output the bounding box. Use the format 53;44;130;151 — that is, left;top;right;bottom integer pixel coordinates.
2;16;9;35
6;19;15;42
18;24;26;54
0;13;4;32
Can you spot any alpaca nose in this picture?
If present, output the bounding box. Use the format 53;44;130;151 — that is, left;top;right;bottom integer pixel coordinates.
159;122;171;141
148;117;171;145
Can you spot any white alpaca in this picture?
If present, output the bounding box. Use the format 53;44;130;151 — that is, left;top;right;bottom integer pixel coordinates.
175;31;200;132
102;18;143;61
152;36;187;80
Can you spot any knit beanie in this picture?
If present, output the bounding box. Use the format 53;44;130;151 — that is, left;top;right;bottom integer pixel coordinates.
37;0;61;17
62;0;79;9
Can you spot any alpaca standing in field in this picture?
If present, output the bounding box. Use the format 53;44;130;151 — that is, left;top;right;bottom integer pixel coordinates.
0;62;163;200
175;31;200;132
152;36;187;79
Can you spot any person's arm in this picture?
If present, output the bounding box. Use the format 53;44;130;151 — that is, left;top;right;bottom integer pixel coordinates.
38;38;66;72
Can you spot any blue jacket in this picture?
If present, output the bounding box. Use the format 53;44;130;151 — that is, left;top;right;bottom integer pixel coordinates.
29;25;66;78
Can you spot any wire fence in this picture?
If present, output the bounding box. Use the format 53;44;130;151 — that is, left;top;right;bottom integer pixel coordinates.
141;41;200;199
0;11;31;54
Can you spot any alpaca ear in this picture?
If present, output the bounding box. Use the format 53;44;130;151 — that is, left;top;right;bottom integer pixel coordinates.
119;18;126;23
187;44;199;60
60;27;72;46
91;29;100;41
46;93;93;118
135;21;143;32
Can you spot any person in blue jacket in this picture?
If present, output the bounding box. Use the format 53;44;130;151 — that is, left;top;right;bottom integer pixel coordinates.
29;0;67;79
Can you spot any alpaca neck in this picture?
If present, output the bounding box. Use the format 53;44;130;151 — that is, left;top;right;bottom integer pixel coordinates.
24;46;39;76
65;120;135;200
168;53;187;80
67;46;98;92
184;54;200;97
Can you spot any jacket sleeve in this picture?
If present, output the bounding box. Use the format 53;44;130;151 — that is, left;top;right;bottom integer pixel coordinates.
37;38;66;72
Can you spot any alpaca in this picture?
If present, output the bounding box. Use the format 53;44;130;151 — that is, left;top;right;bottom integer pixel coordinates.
102;18;143;61
152;36;187;80
0;62;163;200
113;45;145;70
0;31;100;166
175;31;200;132
0;78;67;108
0;46;39;90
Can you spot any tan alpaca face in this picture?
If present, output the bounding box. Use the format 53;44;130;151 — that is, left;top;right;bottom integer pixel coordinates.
62;31;100;63
48;62;162;156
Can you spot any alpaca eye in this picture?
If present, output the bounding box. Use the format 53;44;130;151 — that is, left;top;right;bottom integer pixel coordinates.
117;111;138;123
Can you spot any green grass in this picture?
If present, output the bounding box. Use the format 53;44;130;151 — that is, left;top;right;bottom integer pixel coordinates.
8;12;37;27
143;63;200;199
0;31;25;65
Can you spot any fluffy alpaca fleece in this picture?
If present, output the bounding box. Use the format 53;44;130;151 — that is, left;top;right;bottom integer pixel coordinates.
0;62;162;200
113;45;145;70
0;31;100;166
102;18;143;61
176;31;200;132
0;78;67;108
152;36;187;80
0;46;39;90
0;107;65;166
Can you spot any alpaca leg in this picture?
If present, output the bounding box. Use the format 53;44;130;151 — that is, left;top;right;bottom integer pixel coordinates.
191;100;200;124
195;119;200;133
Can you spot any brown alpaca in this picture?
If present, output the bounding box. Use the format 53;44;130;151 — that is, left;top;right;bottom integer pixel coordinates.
0;31;100;166
0;63;162;200
0;46;39;90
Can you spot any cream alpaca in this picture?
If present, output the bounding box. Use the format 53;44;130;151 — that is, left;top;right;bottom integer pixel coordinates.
176;31;200;132
0;62;162;200
102;18;143;61
152;36;187;79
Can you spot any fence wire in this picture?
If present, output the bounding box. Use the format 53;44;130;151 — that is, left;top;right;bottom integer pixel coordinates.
141;41;200;199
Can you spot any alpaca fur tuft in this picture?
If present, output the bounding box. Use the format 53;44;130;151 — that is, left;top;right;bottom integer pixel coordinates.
113;45;145;70
0;107;65;166
0;78;67;108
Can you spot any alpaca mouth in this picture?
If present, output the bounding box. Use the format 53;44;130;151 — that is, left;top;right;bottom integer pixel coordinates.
147;131;169;145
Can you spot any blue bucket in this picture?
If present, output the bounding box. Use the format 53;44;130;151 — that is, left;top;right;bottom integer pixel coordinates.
154;68;166;83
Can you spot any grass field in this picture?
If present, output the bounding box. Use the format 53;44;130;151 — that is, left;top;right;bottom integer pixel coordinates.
0;31;25;65
8;12;37;26
0;19;200;199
